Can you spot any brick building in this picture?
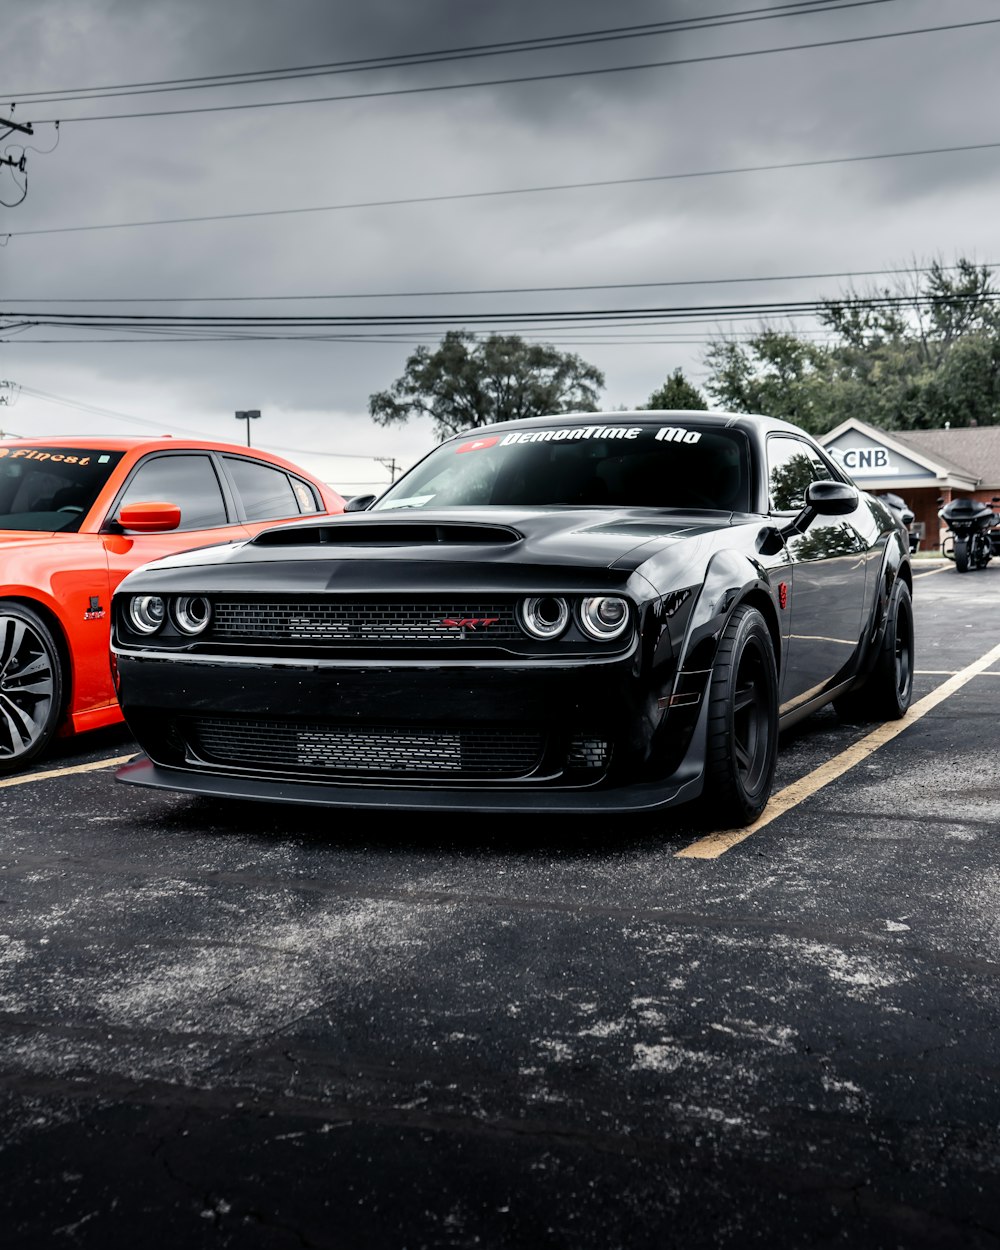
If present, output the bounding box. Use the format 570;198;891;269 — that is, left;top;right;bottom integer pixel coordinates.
819;417;1000;552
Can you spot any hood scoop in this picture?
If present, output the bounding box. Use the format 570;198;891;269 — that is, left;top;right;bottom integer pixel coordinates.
253;519;524;548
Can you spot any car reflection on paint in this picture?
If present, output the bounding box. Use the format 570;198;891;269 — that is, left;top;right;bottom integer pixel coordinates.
111;410;914;829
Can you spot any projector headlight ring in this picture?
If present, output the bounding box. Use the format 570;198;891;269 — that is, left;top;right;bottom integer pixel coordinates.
517;596;570;640
128;594;166;635
173;595;212;635
579;595;630;641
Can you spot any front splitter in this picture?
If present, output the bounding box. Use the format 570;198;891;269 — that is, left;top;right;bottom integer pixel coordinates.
115;754;705;816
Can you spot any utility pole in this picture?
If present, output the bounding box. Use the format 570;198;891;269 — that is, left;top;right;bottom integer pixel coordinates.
1;116;33;207
235;409;261;446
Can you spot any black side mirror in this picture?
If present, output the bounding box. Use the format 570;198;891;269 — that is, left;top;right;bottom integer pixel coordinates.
780;480;858;538
344;493;377;512
807;480;859;515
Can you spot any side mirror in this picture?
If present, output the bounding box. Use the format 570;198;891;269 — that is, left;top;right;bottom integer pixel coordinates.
117;501;182;532
806;480;859;516
344;493;376;512
779;480;858;538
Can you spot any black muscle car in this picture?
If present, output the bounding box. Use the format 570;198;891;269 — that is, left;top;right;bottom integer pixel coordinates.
111;410;914;828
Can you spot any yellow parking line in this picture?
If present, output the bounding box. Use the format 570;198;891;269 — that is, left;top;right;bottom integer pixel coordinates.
0;754;136;789
917;669;1000;676
675;638;1000;860
913;565;950;578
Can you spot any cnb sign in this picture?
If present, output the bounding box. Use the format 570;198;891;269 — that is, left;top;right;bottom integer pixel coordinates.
831;445;891;474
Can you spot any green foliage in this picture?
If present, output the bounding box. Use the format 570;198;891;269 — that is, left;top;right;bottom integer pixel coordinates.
369;331;605;440
703;257;1000;432
645;368;707;411
704;331;832;433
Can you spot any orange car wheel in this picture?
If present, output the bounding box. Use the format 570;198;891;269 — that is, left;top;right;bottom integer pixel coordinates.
0;601;65;773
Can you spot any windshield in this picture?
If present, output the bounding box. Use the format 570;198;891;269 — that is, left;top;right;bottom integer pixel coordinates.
373;422;751;512
0;447;125;532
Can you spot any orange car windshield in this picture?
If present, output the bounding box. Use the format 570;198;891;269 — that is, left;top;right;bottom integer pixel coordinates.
0;447;125;532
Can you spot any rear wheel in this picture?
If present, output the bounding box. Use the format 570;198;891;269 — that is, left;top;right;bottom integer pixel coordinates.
835;579;913;723
0;602;64;772
701;605;778;828
955;538;969;572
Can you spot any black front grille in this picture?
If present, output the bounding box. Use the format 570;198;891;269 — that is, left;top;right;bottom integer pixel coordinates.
188;717;544;778
210;599;522;644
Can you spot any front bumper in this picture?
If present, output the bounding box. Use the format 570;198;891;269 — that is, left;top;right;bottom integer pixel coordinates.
112;649;709;814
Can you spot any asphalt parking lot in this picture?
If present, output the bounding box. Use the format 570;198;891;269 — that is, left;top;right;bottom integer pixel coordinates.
1;557;999;1250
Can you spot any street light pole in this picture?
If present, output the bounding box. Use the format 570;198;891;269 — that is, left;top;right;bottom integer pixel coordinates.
235;409;261;446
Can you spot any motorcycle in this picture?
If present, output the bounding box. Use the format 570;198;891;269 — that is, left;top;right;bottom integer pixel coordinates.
938;495;1000;572
876;492;919;554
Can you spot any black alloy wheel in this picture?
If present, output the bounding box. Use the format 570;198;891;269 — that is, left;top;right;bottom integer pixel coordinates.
835;578;914;724
0;602;64;772
955;538;969;572
702;604;779;829
888;582;915;714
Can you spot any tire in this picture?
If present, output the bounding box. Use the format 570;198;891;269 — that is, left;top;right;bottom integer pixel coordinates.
834;579;914;723
0;602;64;772
955;538;969;572
701;605;779;828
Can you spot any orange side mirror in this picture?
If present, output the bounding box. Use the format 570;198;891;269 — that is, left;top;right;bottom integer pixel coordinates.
118;501;182;532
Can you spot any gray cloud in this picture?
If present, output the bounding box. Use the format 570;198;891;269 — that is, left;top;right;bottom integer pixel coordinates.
4;0;1000;489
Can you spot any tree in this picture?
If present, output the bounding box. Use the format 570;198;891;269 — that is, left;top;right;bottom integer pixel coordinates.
702;257;1000;433
704;330;833;432
368;331;605;440
645;368;707;410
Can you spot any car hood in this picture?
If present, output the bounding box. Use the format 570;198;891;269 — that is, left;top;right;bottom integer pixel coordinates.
117;507;743;597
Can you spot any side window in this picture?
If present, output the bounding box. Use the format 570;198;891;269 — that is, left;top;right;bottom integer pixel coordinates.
290;477;322;514
118;454;230;531
224;456;316;521
767;437;833;512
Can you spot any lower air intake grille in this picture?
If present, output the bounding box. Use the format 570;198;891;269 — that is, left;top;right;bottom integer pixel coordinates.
189;718;543;778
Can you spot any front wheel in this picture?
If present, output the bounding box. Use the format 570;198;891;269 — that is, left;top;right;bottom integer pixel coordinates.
0;602;65;772
955;538;969;572
701;605;779;828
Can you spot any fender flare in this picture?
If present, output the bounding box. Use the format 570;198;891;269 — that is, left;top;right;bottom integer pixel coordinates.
676;548;782;677
863;542;911;661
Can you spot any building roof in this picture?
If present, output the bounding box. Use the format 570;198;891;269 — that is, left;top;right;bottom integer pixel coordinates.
889;426;1000;488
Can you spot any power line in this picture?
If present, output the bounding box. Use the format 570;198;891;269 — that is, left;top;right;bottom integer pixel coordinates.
28;16;996;125
13;385;392;462
9;0;903;104
12;289;998;320
6;291;994;343
2;262;988;303
8;139;1000;242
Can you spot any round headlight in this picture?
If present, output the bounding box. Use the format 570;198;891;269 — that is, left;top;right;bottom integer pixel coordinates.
518;596;570;640
579;595;630;641
128;594;166;635
174;595;212;635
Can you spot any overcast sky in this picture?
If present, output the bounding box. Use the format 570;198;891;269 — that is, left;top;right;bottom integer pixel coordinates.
3;0;999;494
